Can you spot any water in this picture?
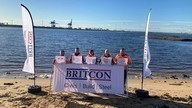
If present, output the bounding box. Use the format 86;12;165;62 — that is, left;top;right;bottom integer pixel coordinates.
0;27;192;74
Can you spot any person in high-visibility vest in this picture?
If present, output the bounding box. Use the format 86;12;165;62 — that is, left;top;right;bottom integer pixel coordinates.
72;47;82;56
52;50;69;64
86;50;97;64
100;49;114;64
114;48;132;85
86;49;95;57
114;48;132;64
101;49;111;57
70;48;84;63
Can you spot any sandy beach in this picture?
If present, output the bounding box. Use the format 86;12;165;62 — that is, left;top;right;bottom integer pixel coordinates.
0;73;191;108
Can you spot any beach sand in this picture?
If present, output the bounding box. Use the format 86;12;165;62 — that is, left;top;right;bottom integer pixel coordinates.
0;74;192;108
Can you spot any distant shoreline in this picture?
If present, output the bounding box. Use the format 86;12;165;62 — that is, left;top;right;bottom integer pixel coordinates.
0;24;116;32
150;36;192;42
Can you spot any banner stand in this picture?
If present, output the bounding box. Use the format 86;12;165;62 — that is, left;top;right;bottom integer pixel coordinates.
21;4;41;94
135;8;152;98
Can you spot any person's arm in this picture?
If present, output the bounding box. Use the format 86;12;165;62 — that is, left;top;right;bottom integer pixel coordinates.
95;57;98;64
66;57;70;63
82;56;87;64
52;59;56;64
111;57;115;65
99;57;102;64
114;55;118;64
128;56;132;64
82;55;85;64
70;55;73;63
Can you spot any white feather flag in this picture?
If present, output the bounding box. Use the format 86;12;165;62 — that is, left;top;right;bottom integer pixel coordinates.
21;4;35;73
143;9;152;78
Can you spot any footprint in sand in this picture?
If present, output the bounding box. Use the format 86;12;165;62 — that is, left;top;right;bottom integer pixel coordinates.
0;86;7;90
13;86;19;89
0;92;11;98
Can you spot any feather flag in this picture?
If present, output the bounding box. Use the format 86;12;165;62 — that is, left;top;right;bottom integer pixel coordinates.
21;4;35;73
143;9;152;78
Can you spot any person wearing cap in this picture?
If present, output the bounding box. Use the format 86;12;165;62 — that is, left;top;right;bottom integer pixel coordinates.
86;50;95;57
100;49;114;64
101;49;111;57
52;50;69;64
59;50;65;56
70;48;84;63
86;50;97;64
114;48;132;86
114;48;132;64
72;48;82;56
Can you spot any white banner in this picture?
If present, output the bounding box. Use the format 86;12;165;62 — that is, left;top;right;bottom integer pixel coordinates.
86;57;96;64
143;9;152;78
52;64;124;94
100;57;112;65
21;4;35;74
72;56;83;64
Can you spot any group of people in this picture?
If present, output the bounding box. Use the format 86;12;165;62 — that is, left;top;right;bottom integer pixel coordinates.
53;47;132;65
53;48;132;85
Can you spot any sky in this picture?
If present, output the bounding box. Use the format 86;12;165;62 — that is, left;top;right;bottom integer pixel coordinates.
0;0;192;33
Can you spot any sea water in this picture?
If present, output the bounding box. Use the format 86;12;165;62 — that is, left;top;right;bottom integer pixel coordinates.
0;27;192;74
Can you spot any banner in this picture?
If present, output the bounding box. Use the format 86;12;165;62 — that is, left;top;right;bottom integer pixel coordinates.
86;57;96;64
52;64;124;94
21;4;35;74
72;56;83;64
143;9;152;78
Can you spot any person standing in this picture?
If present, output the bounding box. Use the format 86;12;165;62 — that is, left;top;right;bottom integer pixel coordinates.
100;49;114;65
52;50;69;64
114;48;132;64
114;48;132;86
86;50;97;64
86;50;95;57
70;48;84;64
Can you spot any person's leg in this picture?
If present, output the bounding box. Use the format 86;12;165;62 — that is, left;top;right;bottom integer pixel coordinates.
124;69;127;94
124;70;127;85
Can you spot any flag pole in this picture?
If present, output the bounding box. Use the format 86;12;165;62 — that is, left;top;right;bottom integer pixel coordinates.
136;8;151;98
141;63;144;89
141;8;152;89
21;4;36;86
32;7;36;86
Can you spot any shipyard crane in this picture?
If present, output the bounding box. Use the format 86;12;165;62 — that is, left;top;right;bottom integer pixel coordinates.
50;20;58;28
